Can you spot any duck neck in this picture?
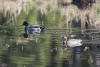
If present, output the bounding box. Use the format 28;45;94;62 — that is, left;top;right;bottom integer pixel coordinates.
25;26;28;33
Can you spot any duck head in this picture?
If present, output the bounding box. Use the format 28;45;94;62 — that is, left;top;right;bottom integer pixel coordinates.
23;21;29;33
23;21;29;26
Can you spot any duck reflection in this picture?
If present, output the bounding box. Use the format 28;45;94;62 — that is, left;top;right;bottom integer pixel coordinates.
2;63;7;67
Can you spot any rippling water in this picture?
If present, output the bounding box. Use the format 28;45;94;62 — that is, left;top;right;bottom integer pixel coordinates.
0;27;95;67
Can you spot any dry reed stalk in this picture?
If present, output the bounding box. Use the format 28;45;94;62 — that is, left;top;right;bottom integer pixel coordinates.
0;0;33;24
59;0;97;31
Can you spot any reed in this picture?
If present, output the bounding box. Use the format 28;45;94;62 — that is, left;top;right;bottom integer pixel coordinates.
0;0;100;31
59;0;99;31
0;0;33;25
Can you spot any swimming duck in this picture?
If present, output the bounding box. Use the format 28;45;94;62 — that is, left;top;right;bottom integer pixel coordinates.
62;36;82;48
23;21;46;35
67;39;82;47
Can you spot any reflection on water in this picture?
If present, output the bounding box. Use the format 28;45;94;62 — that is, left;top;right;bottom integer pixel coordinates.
0;28;97;67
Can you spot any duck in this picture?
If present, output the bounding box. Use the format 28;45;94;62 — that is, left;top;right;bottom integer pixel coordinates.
23;21;46;35
67;39;82;47
62;36;82;48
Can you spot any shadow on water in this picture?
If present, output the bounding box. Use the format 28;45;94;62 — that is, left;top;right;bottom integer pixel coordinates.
62;59;69;67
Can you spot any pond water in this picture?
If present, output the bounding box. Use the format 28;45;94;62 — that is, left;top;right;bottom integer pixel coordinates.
0;0;100;66
0;26;96;67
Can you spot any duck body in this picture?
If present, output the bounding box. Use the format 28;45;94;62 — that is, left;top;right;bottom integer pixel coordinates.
67;39;82;47
62;36;82;48
25;25;46;35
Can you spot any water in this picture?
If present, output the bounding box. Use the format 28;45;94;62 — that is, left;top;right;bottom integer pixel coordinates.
0;27;98;67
